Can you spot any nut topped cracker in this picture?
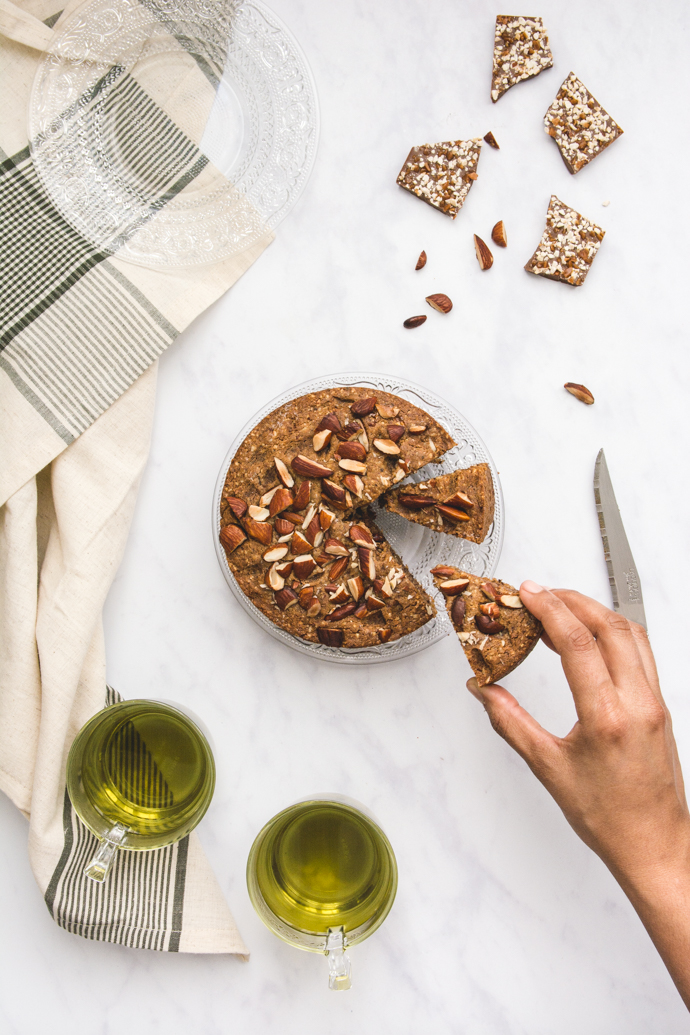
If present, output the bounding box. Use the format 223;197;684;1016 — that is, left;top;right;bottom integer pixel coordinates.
525;195;605;287
219;387;454;648
491;16;553;103
544;72;623;174
383;464;495;545
396;140;482;219
431;568;542;686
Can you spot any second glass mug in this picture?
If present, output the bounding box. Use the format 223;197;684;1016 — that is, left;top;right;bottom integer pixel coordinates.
66;699;216;882
247;795;398;990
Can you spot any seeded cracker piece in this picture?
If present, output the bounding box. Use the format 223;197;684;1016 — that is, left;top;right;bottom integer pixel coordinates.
431;568;542;686
524;195;605;287
544;72;623;174
383;464;495;545
396;140;482;219
219;387;454;648
491;16;553;103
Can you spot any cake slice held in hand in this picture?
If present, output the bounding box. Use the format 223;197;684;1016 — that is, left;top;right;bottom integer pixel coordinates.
544;72;623;174
396;139;482;219
491;16;553;102
384;463;495;544
525;195;605;287
432;568;542;686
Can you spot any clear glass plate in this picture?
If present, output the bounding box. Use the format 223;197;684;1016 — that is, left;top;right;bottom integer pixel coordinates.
212;372;504;665
28;0;319;269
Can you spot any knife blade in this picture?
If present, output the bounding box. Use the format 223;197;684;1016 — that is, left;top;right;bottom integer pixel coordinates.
593;448;647;630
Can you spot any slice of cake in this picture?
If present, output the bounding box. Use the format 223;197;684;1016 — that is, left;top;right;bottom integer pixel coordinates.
219;387;455;648
524;195;605;287
383;464;495;544
431;568;542;685
544;72;623;174
396;139;482;219
491;16;553;103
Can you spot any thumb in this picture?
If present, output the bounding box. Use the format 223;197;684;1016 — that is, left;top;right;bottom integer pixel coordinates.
467;678;560;780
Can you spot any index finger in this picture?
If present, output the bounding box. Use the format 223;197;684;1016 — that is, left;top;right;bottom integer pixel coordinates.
519;581;616;723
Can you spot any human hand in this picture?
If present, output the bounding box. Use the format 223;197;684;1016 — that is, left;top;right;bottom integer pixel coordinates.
466;583;690;1006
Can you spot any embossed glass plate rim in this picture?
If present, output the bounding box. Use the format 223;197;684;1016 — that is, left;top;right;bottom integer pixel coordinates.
237;0;321;233
27;0;320;269
212;372;504;665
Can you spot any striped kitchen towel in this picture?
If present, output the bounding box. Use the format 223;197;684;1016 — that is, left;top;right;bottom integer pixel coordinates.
0;0;273;505
0;0;273;954
45;688;231;952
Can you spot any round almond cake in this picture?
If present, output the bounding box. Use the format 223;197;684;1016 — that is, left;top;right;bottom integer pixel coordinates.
218;386;457;648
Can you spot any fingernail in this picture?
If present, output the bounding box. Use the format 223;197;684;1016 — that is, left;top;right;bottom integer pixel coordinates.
466;677;484;701
521;580;544;594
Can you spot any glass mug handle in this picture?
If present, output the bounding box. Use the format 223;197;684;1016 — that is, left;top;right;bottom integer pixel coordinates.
84;822;128;882
325;927;352;991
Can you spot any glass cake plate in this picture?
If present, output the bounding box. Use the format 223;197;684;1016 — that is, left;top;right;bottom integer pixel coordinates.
212;373;504;665
28;0;319;269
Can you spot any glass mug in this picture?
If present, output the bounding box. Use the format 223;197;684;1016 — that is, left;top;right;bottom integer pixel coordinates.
66;699;216;882
247;795;398;990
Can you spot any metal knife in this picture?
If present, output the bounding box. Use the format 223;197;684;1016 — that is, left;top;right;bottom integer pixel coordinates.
593;448;647;629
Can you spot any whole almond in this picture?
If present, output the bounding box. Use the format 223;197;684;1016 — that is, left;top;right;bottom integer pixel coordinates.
425;293;452;314
404;315;427;329
491;220;507;247
564;382;595;405
450;596;466;627
337;440;367;461
291;454;333;478
351;397;377;416
474;235;494;270
415;250;427;270
399;494;435;510
436;503;471;523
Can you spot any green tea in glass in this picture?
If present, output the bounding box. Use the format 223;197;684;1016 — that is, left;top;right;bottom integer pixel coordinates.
247;795;398;989
67;699;215;882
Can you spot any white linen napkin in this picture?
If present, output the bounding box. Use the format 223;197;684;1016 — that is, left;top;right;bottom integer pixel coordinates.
0;0;273;953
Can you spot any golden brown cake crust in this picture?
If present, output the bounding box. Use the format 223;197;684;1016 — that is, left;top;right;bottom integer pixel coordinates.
431;568;542;686
383;464;495;544
219;387;455;648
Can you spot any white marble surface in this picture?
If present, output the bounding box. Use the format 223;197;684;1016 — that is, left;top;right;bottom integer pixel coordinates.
3;0;690;1031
